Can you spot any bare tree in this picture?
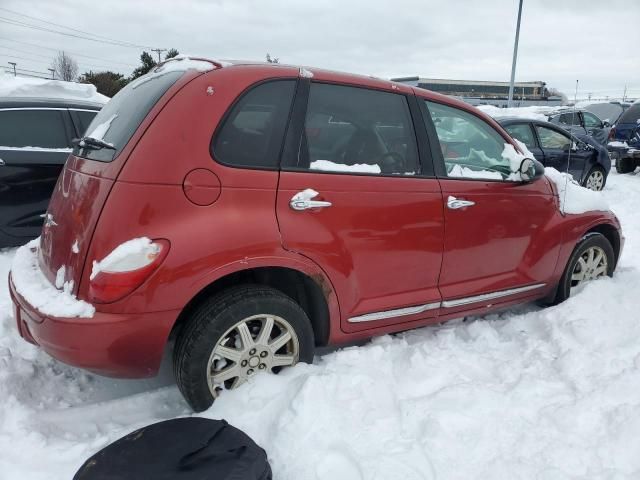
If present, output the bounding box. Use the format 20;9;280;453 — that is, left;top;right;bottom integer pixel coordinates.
51;51;79;81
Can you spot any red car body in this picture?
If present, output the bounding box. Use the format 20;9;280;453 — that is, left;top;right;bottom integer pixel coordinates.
9;60;623;379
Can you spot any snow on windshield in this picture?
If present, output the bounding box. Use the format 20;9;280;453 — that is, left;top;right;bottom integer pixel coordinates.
0;71;108;104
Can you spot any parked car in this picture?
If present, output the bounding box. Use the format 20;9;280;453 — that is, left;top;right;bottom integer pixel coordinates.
499;118;611;191
0;97;101;247
608;102;640;174
547;108;611;147
9;58;623;412
583;101;630;126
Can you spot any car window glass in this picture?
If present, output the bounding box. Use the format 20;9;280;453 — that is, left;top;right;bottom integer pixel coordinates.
536;126;571;150
73;110;98;136
0;110;69;149
582;112;601;128
559;112;580;125
296;83;419;176
213;80;296;169
504;123;536;149
426;101;514;181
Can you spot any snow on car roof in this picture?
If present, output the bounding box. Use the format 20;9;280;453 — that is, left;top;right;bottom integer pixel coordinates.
0;72;109;104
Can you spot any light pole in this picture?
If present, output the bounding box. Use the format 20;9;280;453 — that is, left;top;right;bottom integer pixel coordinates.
8;61;16;76
507;0;524;107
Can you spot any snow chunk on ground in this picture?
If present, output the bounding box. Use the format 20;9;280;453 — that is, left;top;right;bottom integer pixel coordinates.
449;164;502;180
10;239;95;318
310;159;381;174
544;167;609;214
0;71;108;104
90;237;158;280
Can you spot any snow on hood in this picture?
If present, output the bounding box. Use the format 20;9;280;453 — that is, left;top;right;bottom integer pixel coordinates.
10;238;95;318
0;71;109;104
544;167;609;214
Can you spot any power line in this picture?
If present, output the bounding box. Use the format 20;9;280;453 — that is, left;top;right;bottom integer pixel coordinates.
0;47;131;72
0;37;137;67
0;16;157;50
0;6;154;50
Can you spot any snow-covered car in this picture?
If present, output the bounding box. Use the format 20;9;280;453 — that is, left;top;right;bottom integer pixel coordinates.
8;57;624;412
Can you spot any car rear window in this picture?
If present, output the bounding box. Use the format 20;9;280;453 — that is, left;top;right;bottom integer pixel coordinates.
618;104;640;125
74;70;183;162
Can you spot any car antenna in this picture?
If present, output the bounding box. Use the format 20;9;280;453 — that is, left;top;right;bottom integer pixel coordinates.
562;79;579;214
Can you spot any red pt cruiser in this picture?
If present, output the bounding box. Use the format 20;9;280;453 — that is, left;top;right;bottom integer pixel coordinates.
9;58;623;411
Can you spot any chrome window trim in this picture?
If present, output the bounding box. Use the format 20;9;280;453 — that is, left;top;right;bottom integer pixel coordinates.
69;108;100;113
0;146;72;153
347;302;440;323
0;107;68;111
441;283;546;308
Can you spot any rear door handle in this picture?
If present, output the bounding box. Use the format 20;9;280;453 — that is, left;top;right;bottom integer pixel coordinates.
290;189;332;211
447;196;475;210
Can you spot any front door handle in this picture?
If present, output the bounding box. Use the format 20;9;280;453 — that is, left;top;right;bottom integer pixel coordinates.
447;195;475;210
290;189;332;211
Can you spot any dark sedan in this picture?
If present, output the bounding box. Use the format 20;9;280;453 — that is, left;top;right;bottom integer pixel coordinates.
0;97;101;247
498;118;611;191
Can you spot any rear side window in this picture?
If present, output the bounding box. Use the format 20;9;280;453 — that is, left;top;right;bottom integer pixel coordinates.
294;83;419;175
0;109;69;149
504;123;536;149
618;104;640;125
72;110;98;136
558;112;580;125
75;70;183;162
212;80;296;169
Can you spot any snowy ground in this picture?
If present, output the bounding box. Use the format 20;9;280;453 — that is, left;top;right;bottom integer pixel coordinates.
2;171;640;479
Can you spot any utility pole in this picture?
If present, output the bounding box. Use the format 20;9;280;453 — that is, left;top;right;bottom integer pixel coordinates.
151;48;167;63
623;85;627;102
8;61;16;76
507;0;524;107
48;68;55;79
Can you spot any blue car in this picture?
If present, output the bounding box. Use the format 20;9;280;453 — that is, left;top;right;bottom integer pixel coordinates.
609;102;640;173
498;118;611;191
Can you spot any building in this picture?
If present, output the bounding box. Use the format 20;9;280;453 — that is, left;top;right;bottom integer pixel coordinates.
391;76;563;107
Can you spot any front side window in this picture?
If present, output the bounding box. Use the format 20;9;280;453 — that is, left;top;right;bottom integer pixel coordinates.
504;123;536;149
213;80;296;169
558;112;580;126
0;110;69;149
295;83;419;175
536;126;571;150
426;101;516;181
582;112;602;128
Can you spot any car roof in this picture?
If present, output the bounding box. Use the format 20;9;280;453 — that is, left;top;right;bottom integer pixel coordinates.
0;96;103;110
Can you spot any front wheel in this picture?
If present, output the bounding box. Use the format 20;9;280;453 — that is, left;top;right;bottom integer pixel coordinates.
615;157;635;174
583;166;606;191
552;232;614;304
173;285;315;412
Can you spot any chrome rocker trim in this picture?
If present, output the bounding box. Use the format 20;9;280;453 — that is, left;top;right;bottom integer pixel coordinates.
440;283;546;308
348;302;441;323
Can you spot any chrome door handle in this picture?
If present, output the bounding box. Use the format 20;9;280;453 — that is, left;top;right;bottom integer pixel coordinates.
0;158;5;166
290;189;332;211
447;195;475;209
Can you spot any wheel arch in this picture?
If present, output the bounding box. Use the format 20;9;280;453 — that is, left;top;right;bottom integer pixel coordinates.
170;261;339;348
585;222;621;266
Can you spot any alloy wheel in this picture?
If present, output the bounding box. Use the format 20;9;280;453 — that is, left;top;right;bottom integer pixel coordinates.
206;314;300;397
570;246;608;288
585;170;605;191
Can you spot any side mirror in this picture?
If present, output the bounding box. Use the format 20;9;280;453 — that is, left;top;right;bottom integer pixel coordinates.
519;158;545;182
603;120;611;128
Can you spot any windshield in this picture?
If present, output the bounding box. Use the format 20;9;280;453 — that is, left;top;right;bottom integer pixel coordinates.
74;70;183;162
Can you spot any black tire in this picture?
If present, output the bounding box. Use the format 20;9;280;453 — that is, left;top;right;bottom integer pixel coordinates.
551;232;615;305
616;157;635;174
582;166;607;191
174;285;315;412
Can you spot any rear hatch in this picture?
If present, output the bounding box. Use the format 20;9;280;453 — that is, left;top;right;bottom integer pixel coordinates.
38;68;192;294
613;104;640;144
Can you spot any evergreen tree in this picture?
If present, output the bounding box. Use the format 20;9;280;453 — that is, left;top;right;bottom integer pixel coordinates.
165;48;179;60
80;71;129;97
130;51;157;80
265;53;279;64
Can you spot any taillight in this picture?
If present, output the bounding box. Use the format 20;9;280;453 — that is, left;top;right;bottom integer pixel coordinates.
88;238;169;303
609;127;616;141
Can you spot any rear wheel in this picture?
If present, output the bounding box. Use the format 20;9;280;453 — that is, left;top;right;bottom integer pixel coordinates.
583;166;606;191
616;157;635;174
552;233;614;304
174;285;315;412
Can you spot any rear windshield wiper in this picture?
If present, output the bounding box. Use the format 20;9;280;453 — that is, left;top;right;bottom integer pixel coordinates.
73;136;116;150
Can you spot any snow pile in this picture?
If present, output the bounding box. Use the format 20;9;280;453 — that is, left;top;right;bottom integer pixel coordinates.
449;164;502;180
477;104;562;121
1;173;640;479
91;237;159;279
0;72;108;104
544;167;609;214
154;55;218;74
310;159;381;174
609;141;629;148
10;238;95;318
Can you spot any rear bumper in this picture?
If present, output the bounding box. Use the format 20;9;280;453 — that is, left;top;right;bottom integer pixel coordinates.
9;274;179;378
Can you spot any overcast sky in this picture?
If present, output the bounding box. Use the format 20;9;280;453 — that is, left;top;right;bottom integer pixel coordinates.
1;0;638;99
